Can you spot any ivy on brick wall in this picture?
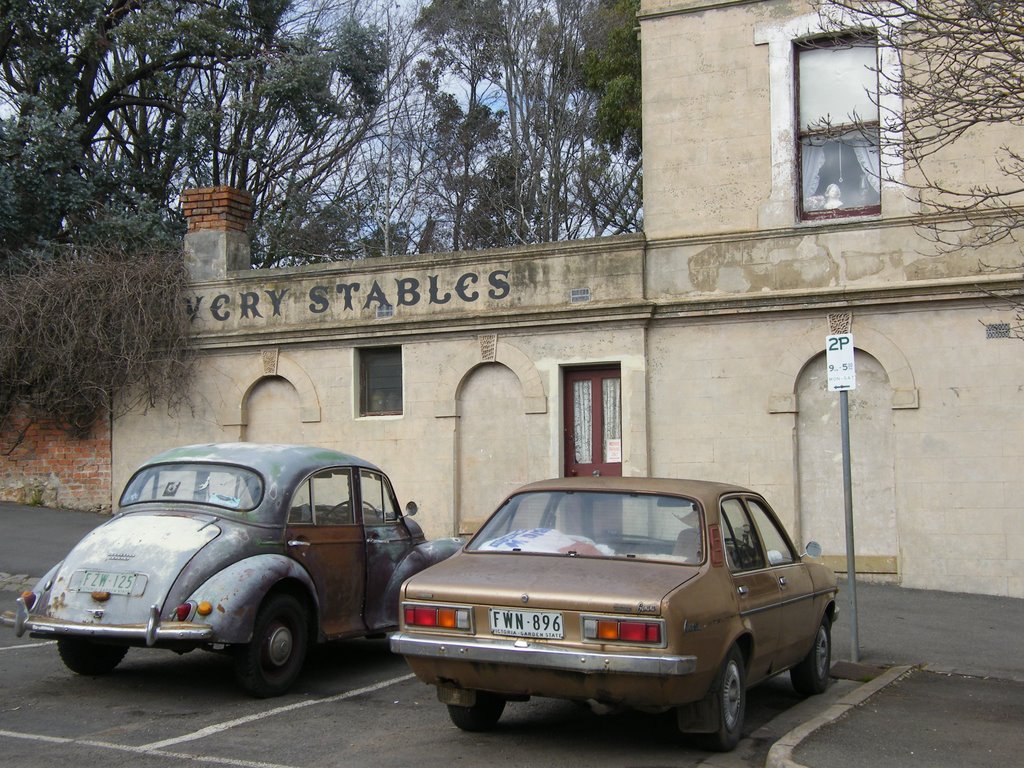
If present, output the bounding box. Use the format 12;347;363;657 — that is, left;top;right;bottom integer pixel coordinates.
0;246;195;439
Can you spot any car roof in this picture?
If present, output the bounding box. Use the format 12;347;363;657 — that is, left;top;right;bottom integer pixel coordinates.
506;476;758;507
137;443;381;481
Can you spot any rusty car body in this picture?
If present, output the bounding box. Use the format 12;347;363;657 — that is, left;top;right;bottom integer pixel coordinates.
390;477;838;751
2;443;461;697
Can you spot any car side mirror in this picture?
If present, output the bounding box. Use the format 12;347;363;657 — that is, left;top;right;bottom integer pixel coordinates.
803;541;822;558
405;501;418;517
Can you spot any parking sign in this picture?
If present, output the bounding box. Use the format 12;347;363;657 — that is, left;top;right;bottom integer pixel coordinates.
826;334;856;391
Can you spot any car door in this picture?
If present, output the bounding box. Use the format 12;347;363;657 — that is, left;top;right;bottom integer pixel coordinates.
720;496;782;682
359;469;414;631
745;496;817;668
285;468;367;638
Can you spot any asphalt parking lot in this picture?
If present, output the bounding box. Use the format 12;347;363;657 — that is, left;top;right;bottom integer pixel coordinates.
0;627;844;768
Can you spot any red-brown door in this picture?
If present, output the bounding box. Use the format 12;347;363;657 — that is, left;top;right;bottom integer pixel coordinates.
564;366;622;477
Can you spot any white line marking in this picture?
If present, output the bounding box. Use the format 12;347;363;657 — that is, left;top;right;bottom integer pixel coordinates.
0;641;56;651
0;671;415;767
0;731;299;768
139;672;414;750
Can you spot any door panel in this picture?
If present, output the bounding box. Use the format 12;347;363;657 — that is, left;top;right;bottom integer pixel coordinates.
285;469;367;638
721;498;781;682
746;497;818;667
564;367;622;477
359;469;413;631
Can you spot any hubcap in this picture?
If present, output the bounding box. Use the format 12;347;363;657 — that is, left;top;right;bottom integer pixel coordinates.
266;624;293;667
722;661;741;728
815;627;829;677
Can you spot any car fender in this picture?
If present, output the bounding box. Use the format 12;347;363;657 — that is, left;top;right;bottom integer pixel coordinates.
185;554;318;645
377;538;463;624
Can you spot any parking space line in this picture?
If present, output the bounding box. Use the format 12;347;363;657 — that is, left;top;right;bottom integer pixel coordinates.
0;730;299;768
138;672;416;750
0;672;414;768
0;641;56;651
0;730;300;768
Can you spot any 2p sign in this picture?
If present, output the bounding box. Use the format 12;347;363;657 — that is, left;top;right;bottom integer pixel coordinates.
826;334;856;391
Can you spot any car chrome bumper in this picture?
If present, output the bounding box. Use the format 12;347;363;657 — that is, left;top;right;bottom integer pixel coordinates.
1;598;214;646
390;632;697;676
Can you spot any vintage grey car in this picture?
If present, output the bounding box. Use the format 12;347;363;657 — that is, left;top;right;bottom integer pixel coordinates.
2;443;461;697
391;477;838;751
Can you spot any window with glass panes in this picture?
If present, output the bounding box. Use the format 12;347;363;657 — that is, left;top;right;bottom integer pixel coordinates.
796;36;881;220
359;347;403;416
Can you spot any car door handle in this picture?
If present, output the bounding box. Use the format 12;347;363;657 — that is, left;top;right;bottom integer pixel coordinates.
778;577;788;587
736;585;749;596
287;540;311;547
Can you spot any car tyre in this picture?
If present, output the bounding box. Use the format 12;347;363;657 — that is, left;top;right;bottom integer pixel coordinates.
790;615;831;696
233;592;309;698
57;638;128;675
446;692;506;732
697;645;746;752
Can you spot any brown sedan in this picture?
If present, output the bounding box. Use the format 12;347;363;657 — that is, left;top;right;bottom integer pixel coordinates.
390;477;838;751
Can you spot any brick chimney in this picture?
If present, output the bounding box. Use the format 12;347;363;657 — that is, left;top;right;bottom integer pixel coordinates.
181;186;253;280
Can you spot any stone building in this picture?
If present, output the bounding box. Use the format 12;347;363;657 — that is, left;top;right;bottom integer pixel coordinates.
14;0;1021;598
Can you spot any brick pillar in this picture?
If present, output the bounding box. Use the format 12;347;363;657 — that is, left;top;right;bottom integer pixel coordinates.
181;186;253;280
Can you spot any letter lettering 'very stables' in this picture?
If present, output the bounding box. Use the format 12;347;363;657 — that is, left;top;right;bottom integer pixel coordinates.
192;269;512;322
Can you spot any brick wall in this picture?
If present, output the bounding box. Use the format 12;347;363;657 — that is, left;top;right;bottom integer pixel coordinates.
0;407;112;512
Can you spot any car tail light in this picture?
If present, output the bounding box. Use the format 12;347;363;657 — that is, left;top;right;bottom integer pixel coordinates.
174;602;196;621
583;616;663;645
20;591;36;611
403;604;471;631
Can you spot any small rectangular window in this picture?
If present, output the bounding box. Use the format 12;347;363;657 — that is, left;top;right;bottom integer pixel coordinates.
796;36;881;220
360;347;403;416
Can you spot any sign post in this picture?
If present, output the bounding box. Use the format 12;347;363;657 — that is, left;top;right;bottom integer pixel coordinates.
826;332;860;663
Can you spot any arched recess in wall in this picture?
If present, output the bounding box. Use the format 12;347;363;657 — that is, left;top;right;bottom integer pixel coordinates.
769;326;917;579
435;336;547;535
220;349;322;442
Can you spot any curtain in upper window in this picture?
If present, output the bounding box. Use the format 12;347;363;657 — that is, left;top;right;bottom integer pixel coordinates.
797;37;881;219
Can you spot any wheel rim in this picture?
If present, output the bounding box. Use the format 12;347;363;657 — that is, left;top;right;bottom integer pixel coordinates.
814;625;830;678
722;660;742;729
264;623;293;668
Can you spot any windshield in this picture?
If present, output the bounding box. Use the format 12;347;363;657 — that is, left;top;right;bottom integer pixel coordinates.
120;462;264;515
467;490;704;563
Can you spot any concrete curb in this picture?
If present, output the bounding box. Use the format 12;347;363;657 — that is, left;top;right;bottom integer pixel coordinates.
0;572;34;593
764;665;915;768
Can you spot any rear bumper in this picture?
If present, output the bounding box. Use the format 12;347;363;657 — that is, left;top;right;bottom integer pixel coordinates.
390;632;697;676
1;597;214;646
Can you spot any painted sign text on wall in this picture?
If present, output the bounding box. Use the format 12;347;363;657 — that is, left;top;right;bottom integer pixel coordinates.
186;269;512;322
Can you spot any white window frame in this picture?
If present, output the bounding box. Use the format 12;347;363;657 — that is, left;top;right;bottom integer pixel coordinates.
754;6;904;226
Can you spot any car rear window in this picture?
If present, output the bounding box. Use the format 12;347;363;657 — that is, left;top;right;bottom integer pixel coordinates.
120;462;264;514
467;491;704;563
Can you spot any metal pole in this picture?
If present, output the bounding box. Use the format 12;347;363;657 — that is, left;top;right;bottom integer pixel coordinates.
840;389;860;662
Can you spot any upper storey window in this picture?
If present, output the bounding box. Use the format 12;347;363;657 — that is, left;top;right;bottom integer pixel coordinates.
796;37;881;220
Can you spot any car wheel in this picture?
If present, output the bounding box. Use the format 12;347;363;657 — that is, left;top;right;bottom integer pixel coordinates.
446;692;506;732
57;638;128;675
233;593;309;698
790;615;832;696
697;645;746;752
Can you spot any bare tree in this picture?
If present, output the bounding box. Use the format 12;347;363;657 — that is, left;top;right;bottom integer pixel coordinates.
819;1;1024;250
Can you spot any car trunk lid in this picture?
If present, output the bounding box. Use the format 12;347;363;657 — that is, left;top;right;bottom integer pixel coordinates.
403;551;699;616
43;512;221;624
